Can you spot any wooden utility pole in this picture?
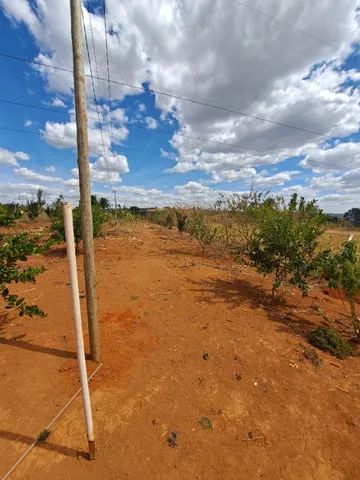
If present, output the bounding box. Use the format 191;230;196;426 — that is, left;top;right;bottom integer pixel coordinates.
70;0;100;362
113;189;118;210
113;189;118;223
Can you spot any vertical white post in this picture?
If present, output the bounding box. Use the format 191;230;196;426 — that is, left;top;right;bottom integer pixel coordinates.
63;202;96;460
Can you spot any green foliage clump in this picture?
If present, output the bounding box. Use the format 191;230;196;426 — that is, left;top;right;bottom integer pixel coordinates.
175;211;187;233
320;240;360;336
0;203;24;227
164;213;174;229
91;194;110;210
50;202;106;254
45;194;64;219
0;232;46;317
187;213;217;255
27;189;46;220
249;193;324;296
215;191;274;251
309;326;352;359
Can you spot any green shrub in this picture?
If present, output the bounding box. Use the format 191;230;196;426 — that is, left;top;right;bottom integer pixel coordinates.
249;193;324;296
45;195;64;219
50;203;106;254
0;233;46;317
309;326;352;359
164;213;174;229
175;211;187;233
27;189;45;220
187;213;217;255
0;203;24;227
320;240;360;337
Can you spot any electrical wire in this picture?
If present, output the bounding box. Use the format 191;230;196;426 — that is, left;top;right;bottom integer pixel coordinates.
0;51;334;139
103;0;114;145
0;125;164;158
81;6;110;177
0;97;273;155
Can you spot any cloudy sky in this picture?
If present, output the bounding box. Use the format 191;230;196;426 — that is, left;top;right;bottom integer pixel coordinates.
0;0;359;211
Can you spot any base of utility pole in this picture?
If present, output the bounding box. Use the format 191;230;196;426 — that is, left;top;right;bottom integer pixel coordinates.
88;440;96;460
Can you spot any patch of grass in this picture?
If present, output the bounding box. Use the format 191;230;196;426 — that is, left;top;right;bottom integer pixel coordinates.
198;417;213;430
37;429;51;442
309;326;352;359
302;346;322;368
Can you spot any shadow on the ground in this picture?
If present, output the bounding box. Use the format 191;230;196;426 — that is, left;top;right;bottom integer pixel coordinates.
0;429;88;459
0;333;91;360
188;276;317;338
43;245;67;258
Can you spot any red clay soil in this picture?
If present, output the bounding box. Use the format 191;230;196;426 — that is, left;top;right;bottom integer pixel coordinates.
1;222;360;479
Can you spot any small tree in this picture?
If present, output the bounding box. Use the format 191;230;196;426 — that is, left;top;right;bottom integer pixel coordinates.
249;194;324;296
220;191;276;253
0;211;46;317
187;213;217;255
175;211;187;233
213;194;233;246
45;194;64;219
50;203;106;254
344;208;360;227
99;197;110;210
27;189;46;220
321;240;360;337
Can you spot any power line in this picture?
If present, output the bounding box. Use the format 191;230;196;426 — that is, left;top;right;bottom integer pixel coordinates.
87;4;101;94
103;0;114;145
0;125;164;158
0;51;333;139
238;1;331;47
0;97;272;155
238;1;360;66
81;6;110;176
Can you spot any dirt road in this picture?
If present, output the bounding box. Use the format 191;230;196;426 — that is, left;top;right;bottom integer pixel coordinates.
1;222;359;479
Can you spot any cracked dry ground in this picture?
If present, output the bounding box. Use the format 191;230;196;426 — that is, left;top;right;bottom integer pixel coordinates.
1;222;360;479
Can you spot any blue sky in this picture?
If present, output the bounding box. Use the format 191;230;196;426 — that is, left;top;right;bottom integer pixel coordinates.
0;0;360;211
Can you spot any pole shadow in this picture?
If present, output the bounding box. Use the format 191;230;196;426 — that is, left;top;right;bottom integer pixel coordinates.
0;334;91;360
0;429;88;459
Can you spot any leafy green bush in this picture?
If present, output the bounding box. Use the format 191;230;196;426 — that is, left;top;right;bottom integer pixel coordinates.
309;326;352;359
187;213;217;255
45;195;64;219
249;194;324;296
0;203;24;226
215;191;275;252
50;203;106;254
320;240;360;336
175;211;187;233
0;233;46;317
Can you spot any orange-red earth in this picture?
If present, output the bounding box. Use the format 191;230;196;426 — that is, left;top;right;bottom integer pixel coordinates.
1;222;360;479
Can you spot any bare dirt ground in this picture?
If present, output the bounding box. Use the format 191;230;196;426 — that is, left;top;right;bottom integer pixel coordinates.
1;222;360;480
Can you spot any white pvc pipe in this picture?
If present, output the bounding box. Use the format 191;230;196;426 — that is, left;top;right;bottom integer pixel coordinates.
63;202;95;459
